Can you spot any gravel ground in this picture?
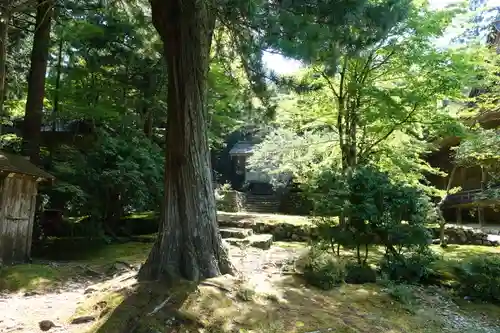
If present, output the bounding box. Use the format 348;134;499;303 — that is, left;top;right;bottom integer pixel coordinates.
0;245;305;333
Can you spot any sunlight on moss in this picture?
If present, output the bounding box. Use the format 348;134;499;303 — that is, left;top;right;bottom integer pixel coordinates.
0;264;72;292
123;211;157;220
273;241;308;249
85;242;152;266
87;276;455;333
431;244;500;260
217;211;312;226
0;242;152;292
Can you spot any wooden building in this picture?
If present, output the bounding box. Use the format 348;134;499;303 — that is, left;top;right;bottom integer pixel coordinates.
0;151;54;265
426;140;499;226
425;20;500;226
229;141;292;193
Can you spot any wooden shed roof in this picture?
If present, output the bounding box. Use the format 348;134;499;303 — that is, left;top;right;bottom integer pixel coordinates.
0;151;54;180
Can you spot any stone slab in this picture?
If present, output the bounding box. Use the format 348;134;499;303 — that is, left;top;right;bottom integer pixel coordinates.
220;227;253;239
225;234;273;250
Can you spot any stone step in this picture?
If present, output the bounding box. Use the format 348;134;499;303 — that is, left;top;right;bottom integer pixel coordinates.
220;227;253;239
225;234;273;250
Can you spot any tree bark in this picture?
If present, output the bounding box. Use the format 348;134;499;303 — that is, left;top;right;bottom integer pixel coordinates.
22;0;53;165
139;0;234;282
0;8;9;135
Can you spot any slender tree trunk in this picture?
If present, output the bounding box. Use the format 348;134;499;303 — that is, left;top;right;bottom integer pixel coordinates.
48;34;63;169
438;166;457;246
143;108;153;138
139;0;234;282
478;166;486;227
0;8;9;135
22;0;53;165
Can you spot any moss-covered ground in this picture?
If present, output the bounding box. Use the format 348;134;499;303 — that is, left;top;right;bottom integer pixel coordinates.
1;212;500;333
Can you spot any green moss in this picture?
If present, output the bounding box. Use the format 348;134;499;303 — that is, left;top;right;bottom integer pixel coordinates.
217;211;312;226
84;276;494;333
85;242;152;266
273;241;308;249
122;211;157;220
0;264;78;292
0;241;153;292
432;244;500;260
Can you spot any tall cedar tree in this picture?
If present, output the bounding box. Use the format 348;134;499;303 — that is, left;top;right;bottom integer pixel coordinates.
138;0;234;281
139;0;412;282
23;0;53;165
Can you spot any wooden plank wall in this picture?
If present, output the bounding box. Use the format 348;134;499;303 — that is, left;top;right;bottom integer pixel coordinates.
0;175;37;264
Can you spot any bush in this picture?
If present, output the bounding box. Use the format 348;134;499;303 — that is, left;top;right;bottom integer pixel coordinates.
215;183;237;212
380;248;439;284
454;255;500;303
302;249;346;290
384;283;418;307
345;263;377;284
308;166;433;264
46;128;164;232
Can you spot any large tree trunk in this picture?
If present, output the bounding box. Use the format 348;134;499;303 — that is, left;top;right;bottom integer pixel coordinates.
139;0;234;282
22;0;53;165
0;8;9;135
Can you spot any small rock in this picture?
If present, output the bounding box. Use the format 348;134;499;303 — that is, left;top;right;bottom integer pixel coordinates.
83;268;102;278
24;290;40;297
70;315;96;325
99;307;111;319
84;287;97;295
39;320;57;331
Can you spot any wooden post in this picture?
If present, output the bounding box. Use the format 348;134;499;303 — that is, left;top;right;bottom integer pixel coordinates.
478;166;487;227
478;208;485;227
456;207;462;225
459;167;466;188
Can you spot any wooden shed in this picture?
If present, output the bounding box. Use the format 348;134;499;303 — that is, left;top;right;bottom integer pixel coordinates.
0;151;54;265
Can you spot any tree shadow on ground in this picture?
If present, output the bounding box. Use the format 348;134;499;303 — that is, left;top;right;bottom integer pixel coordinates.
90;274;422;333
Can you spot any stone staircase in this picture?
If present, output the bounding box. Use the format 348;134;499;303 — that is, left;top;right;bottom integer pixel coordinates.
219;227;274;250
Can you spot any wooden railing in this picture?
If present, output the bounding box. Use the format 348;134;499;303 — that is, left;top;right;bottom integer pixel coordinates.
444;184;500;206
444;189;483;206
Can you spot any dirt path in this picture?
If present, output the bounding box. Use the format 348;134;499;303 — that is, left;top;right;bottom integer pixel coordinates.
0;245;305;333
0;283;90;333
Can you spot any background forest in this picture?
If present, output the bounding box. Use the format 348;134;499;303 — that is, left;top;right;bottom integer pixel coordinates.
2;0;500;332
1;0;499;235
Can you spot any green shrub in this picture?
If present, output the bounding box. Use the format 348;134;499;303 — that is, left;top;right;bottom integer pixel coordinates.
302;249;346;290
380;248;439;284
308;166;433;264
384;283;418;306
454;255;500;303
215;183;237;212
345;263;377;284
46;128;164;232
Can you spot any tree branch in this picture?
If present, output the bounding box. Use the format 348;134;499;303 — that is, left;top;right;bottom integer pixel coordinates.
359;102;419;157
316;67;339;99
